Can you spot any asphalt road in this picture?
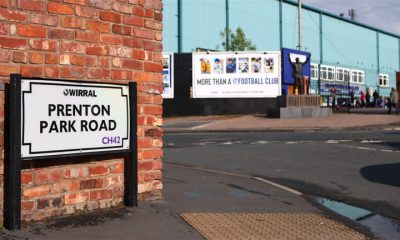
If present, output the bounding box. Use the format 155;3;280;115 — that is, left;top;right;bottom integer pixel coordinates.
164;130;400;219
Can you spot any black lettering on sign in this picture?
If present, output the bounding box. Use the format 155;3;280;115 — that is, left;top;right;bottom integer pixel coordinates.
41;120;77;133
109;120;116;130
47;104;111;116
60;120;67;132
69;120;77;132
57;105;64;116
91;105;100;116
65;89;97;97
48;104;56;116
65;104;72;116
49;121;58;133
80;120;117;132
40;121;48;133
81;120;88;131
99;120;107;131
89;120;98;131
83;104;90;115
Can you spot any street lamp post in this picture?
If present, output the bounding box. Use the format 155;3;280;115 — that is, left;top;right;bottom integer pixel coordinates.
298;0;302;50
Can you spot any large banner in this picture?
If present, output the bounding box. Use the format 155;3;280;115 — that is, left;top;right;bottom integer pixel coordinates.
162;53;174;99
320;82;361;95
192;52;281;98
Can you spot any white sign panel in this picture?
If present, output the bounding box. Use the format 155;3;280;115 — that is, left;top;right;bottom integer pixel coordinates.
162;53;174;99
21;79;130;158
192;51;281;98
289;53;307;63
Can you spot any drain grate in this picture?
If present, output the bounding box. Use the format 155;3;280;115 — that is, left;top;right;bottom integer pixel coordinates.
181;213;368;240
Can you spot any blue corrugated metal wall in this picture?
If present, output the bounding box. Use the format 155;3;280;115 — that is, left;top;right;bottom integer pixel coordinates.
163;0;178;51
379;33;399;96
163;0;400;96
229;0;281;51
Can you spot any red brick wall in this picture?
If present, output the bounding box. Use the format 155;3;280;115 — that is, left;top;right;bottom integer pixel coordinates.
0;0;163;223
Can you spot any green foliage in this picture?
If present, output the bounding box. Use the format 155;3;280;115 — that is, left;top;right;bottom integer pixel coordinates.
218;27;256;51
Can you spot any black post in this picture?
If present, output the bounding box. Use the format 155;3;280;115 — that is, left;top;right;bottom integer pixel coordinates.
4;74;22;230
124;82;138;207
177;0;182;53
225;0;230;51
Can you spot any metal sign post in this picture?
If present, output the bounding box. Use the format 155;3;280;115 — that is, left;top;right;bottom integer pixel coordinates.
125;82;138;207
4;74;22;230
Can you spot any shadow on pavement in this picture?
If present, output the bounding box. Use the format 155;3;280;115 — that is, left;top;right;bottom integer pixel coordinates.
360;163;400;187
348;108;388;115
372;141;400;151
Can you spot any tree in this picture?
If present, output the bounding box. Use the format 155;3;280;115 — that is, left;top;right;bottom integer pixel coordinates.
218;27;256;51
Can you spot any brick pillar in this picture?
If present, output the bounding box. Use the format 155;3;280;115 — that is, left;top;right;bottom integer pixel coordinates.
0;0;163;223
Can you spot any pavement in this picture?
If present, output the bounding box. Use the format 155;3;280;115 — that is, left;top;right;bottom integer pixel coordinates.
1;164;374;240
2;109;398;240
164;108;400;133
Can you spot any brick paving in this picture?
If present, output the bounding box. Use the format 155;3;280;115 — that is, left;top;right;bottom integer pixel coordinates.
181;213;368;240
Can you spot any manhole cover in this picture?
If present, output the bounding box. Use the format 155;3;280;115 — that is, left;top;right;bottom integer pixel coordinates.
181;213;368;240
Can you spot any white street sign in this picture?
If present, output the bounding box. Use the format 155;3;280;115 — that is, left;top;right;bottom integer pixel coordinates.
21;79;130;158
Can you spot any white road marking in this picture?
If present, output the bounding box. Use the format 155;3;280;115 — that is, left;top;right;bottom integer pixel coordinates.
361;140;382;143
251;141;271;144
170;139;398;156
357;146;376;150
383;127;400;131
196;141;216;146
345;145;398;153
190;122;215;130
381;149;394;153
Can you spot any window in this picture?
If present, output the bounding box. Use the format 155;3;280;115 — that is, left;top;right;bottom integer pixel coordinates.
310;64;318;80
320;65;335;81
379;74;389;87
336;68;350;82
351;70;365;84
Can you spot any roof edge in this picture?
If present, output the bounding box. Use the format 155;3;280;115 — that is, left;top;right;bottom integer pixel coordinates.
280;0;400;39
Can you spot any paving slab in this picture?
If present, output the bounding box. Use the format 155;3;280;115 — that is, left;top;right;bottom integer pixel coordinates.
181;213;367;240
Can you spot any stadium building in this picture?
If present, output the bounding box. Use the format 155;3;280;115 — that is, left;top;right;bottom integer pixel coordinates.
162;0;400;99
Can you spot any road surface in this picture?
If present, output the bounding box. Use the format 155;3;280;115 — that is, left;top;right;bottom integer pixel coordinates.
164;130;400;219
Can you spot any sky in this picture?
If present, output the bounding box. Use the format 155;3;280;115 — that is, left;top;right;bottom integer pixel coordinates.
301;0;400;35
